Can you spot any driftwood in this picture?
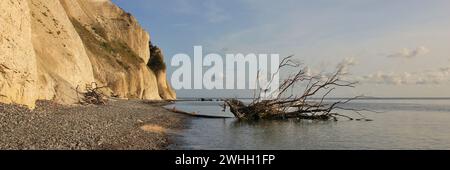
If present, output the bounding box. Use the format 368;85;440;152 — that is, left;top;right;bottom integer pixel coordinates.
224;56;372;121
76;82;109;105
166;107;233;118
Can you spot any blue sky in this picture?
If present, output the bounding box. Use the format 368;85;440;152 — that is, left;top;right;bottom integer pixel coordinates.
112;0;450;98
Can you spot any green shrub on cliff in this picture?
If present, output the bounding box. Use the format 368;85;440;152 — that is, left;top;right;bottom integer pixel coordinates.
148;43;167;73
71;18;143;69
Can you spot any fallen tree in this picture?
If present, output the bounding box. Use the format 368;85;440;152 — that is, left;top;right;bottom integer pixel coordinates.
224;56;372;121
165;106;234;118
76;82;109;105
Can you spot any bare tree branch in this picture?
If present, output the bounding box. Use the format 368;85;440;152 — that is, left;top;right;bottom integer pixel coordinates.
225;57;370;121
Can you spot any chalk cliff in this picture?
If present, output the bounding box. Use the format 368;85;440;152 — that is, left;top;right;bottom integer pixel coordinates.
0;0;38;108
0;0;175;108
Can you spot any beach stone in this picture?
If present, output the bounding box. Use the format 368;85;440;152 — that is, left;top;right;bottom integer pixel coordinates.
0;100;186;150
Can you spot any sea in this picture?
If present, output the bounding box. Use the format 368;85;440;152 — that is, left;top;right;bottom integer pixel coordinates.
167;99;450;150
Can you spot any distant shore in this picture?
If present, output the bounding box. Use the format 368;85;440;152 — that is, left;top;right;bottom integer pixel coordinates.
0;99;186;150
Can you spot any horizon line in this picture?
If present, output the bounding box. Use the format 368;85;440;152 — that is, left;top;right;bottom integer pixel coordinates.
177;97;450;100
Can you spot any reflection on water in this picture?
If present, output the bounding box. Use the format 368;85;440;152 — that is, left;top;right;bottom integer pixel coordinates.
168;100;450;150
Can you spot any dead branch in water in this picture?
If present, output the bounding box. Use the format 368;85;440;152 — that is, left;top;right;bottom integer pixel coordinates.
166;107;233;118
224;56;372;121
76;82;109;105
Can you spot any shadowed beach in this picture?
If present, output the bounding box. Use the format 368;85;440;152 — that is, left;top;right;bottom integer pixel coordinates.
0;100;186;150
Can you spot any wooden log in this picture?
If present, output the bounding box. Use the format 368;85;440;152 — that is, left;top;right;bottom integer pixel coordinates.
166;107;233;119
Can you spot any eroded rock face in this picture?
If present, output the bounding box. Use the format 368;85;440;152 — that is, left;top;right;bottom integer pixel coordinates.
60;0;161;100
60;0;150;63
0;0;38;108
149;45;177;100
0;0;175;107
28;0;95;104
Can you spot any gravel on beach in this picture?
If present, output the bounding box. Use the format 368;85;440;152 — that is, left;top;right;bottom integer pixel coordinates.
0;99;186;150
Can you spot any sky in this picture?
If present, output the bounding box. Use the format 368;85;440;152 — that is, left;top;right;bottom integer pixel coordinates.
112;0;450;98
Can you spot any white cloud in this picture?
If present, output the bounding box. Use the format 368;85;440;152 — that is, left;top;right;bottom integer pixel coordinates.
440;67;450;74
304;66;319;77
387;46;430;59
338;57;357;74
361;72;410;85
359;67;450;85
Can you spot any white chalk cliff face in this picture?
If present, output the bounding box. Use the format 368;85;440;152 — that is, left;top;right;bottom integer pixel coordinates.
0;0;38;108
29;0;96;104
0;0;176;108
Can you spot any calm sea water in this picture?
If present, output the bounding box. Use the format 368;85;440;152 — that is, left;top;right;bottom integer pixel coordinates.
167;99;450;150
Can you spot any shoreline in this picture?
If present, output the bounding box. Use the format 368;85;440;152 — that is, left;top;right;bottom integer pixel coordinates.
0;99;187;150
